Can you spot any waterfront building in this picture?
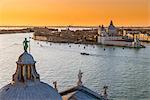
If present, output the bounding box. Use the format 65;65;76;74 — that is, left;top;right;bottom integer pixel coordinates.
97;21;145;48
98;25;108;37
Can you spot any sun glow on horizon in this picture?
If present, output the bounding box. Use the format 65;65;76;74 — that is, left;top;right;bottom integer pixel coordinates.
0;0;149;26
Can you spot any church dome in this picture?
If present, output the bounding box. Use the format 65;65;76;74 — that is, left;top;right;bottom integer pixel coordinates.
108;20;116;30
0;82;62;100
0;38;62;100
17;52;36;64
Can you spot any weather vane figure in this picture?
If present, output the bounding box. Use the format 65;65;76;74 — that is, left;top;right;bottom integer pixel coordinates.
23;38;30;52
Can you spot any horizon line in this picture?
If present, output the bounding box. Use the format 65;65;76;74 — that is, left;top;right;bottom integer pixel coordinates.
0;25;150;28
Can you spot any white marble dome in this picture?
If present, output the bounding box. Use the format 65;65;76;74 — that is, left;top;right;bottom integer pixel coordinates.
17;52;36;65
108;20;117;36
0;82;62;100
108;20;116;30
0;50;62;100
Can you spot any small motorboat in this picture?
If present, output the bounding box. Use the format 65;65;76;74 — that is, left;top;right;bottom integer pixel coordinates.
40;44;43;47
80;52;90;55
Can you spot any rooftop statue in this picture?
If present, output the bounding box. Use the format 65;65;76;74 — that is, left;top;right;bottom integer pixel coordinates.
77;70;83;86
23;38;29;52
60;70;106;100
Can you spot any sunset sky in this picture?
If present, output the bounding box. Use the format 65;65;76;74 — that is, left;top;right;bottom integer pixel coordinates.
0;0;149;26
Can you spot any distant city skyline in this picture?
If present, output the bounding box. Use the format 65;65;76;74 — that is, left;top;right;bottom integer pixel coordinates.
0;0;149;26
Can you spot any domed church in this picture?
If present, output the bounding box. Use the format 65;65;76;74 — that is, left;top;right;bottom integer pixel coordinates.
108;20;117;36
0;38;62;100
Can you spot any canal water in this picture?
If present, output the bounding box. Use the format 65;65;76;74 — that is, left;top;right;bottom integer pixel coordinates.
0;33;150;100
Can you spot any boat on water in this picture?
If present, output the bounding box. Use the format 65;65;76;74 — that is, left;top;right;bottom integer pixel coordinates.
80;52;90;55
40;44;43;47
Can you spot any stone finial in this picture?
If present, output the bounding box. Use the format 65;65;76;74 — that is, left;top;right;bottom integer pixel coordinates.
53;81;58;91
103;85;108;100
77;70;83;86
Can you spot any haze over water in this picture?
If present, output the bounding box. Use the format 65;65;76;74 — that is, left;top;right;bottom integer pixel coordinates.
0;33;150;100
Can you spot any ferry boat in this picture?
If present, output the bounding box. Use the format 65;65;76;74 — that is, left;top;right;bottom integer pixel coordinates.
80;52;90;55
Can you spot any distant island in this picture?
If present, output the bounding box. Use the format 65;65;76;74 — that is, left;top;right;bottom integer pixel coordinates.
0;23;150;48
32;21;150;48
33;27;98;44
0;28;34;34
